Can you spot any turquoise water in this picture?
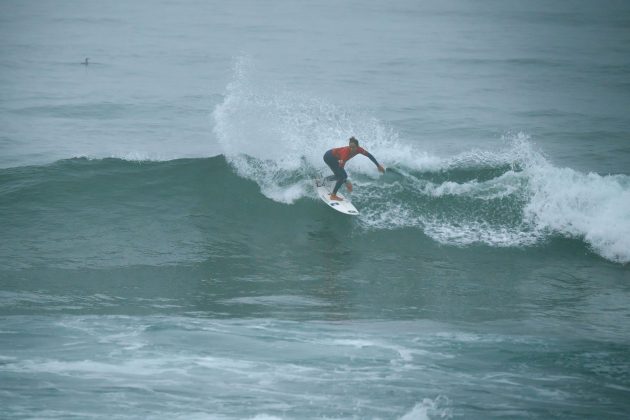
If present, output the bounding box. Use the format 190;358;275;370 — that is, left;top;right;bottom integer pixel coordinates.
1;1;630;418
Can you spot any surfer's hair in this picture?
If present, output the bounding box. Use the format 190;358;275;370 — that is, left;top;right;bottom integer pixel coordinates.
349;137;359;146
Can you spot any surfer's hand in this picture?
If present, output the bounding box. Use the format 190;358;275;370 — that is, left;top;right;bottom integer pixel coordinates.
377;165;385;173
346;181;353;193
338;160;344;167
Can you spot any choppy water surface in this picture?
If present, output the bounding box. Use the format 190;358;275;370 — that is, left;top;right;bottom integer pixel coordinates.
1;0;629;418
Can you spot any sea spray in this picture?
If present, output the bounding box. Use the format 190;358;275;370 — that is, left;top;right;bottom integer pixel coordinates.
211;57;425;203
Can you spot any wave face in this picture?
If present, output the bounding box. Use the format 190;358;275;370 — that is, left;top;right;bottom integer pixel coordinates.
2;146;629;268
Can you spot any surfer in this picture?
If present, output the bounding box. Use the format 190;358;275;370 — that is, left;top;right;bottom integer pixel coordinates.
81;58;89;65
323;136;385;201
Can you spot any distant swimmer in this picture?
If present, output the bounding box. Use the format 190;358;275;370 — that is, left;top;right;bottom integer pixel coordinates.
81;58;89;65
323;136;385;201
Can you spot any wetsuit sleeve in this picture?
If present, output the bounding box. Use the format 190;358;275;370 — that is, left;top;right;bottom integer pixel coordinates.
361;148;380;167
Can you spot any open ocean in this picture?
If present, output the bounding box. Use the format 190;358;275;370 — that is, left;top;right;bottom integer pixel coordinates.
1;0;630;418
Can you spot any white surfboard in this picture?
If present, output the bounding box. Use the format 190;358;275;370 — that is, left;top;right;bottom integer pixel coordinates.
314;178;359;215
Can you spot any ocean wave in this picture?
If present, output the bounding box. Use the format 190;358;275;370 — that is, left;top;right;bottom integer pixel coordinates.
2;145;628;267
209;60;629;263
2;69;628;265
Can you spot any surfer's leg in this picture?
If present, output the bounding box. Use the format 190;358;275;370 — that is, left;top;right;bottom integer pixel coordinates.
324;150;348;195
331;168;347;195
332;179;344;195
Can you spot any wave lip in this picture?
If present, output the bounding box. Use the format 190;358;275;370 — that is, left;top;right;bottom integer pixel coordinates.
525;164;630;264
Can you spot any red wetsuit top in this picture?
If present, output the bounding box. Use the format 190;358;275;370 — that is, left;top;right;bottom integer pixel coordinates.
331;146;380;168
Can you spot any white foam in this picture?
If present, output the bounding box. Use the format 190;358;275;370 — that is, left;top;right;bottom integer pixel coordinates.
525;162;630;263
360;133;630;263
221;295;328;307
399;396;452;420
422;220;542;247
419;170;525;200
261;180;310;205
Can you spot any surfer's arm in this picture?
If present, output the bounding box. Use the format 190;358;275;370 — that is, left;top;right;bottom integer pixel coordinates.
361;150;384;172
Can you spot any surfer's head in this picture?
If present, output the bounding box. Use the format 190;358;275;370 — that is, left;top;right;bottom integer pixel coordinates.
349;137;359;150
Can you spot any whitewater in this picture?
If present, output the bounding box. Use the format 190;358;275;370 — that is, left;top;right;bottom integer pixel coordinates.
208;60;630;264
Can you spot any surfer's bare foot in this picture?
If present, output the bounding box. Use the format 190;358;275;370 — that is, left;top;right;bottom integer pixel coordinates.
329;194;343;201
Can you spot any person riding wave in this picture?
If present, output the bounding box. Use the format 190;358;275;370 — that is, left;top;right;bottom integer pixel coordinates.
323;136;385;201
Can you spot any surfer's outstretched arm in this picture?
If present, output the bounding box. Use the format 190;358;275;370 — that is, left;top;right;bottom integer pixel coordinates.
361;150;385;173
